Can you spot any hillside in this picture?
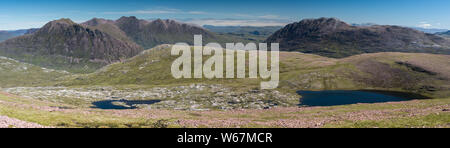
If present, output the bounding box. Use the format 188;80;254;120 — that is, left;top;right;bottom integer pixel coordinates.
80;16;247;49
62;45;450;98
266;18;450;58
0;56;69;88
0;19;143;73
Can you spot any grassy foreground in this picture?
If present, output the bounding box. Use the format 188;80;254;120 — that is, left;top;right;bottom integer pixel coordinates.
0;92;448;128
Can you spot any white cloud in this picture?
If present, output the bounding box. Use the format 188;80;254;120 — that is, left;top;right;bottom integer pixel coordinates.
417;21;433;28
258;15;282;19
182;18;289;27
103;9;179;15
418;23;432;28
103;8;208;15
234;14;254;18
234;14;289;20
187;11;207;15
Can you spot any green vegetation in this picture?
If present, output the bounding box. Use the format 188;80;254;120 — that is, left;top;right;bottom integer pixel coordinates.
0;56;69;88
0;51;104;73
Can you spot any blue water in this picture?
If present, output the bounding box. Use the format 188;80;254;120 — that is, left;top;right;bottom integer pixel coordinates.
297;90;410;107
92;100;161;109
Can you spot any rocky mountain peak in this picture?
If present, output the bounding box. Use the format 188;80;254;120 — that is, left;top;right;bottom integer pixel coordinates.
293;17;351;35
266;17;450;58
36;18;78;34
82;18;114;26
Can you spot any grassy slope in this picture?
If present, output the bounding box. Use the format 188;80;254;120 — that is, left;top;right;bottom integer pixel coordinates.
0;51;105;73
0;56;69;88
62;45;450;98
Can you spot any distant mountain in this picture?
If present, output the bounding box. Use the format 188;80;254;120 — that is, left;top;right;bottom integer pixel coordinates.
436;30;450;38
95;16;227;49
80;16;236;49
0;28;38;42
0;18;143;73
203;25;282;35
0;56;69;87
412;27;448;34
266;17;450;58
0;31;15;42
203;25;283;43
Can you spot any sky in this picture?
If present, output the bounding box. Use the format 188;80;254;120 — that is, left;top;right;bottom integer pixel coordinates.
0;0;449;30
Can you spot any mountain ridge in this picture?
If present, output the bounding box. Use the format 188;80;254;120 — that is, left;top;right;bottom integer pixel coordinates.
113;16;223;49
266;17;450;58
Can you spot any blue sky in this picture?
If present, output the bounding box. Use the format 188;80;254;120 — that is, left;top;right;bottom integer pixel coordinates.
0;0;449;30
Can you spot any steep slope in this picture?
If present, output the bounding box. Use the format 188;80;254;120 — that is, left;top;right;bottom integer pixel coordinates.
0;19;143;73
62;45;450;98
0;56;69;88
114;16;230;49
266;18;450;58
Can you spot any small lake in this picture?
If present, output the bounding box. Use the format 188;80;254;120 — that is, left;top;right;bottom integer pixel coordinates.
92;100;161;109
297;90;424;107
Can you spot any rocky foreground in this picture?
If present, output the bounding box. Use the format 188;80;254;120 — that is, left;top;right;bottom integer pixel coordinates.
0;116;49;128
0;89;448;128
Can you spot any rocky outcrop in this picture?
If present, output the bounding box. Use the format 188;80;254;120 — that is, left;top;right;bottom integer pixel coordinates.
114;16;219;49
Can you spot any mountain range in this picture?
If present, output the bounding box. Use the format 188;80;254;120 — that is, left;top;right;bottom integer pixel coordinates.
412;27;448;34
1;17;450;73
266;18;450;58
0;17;231;73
